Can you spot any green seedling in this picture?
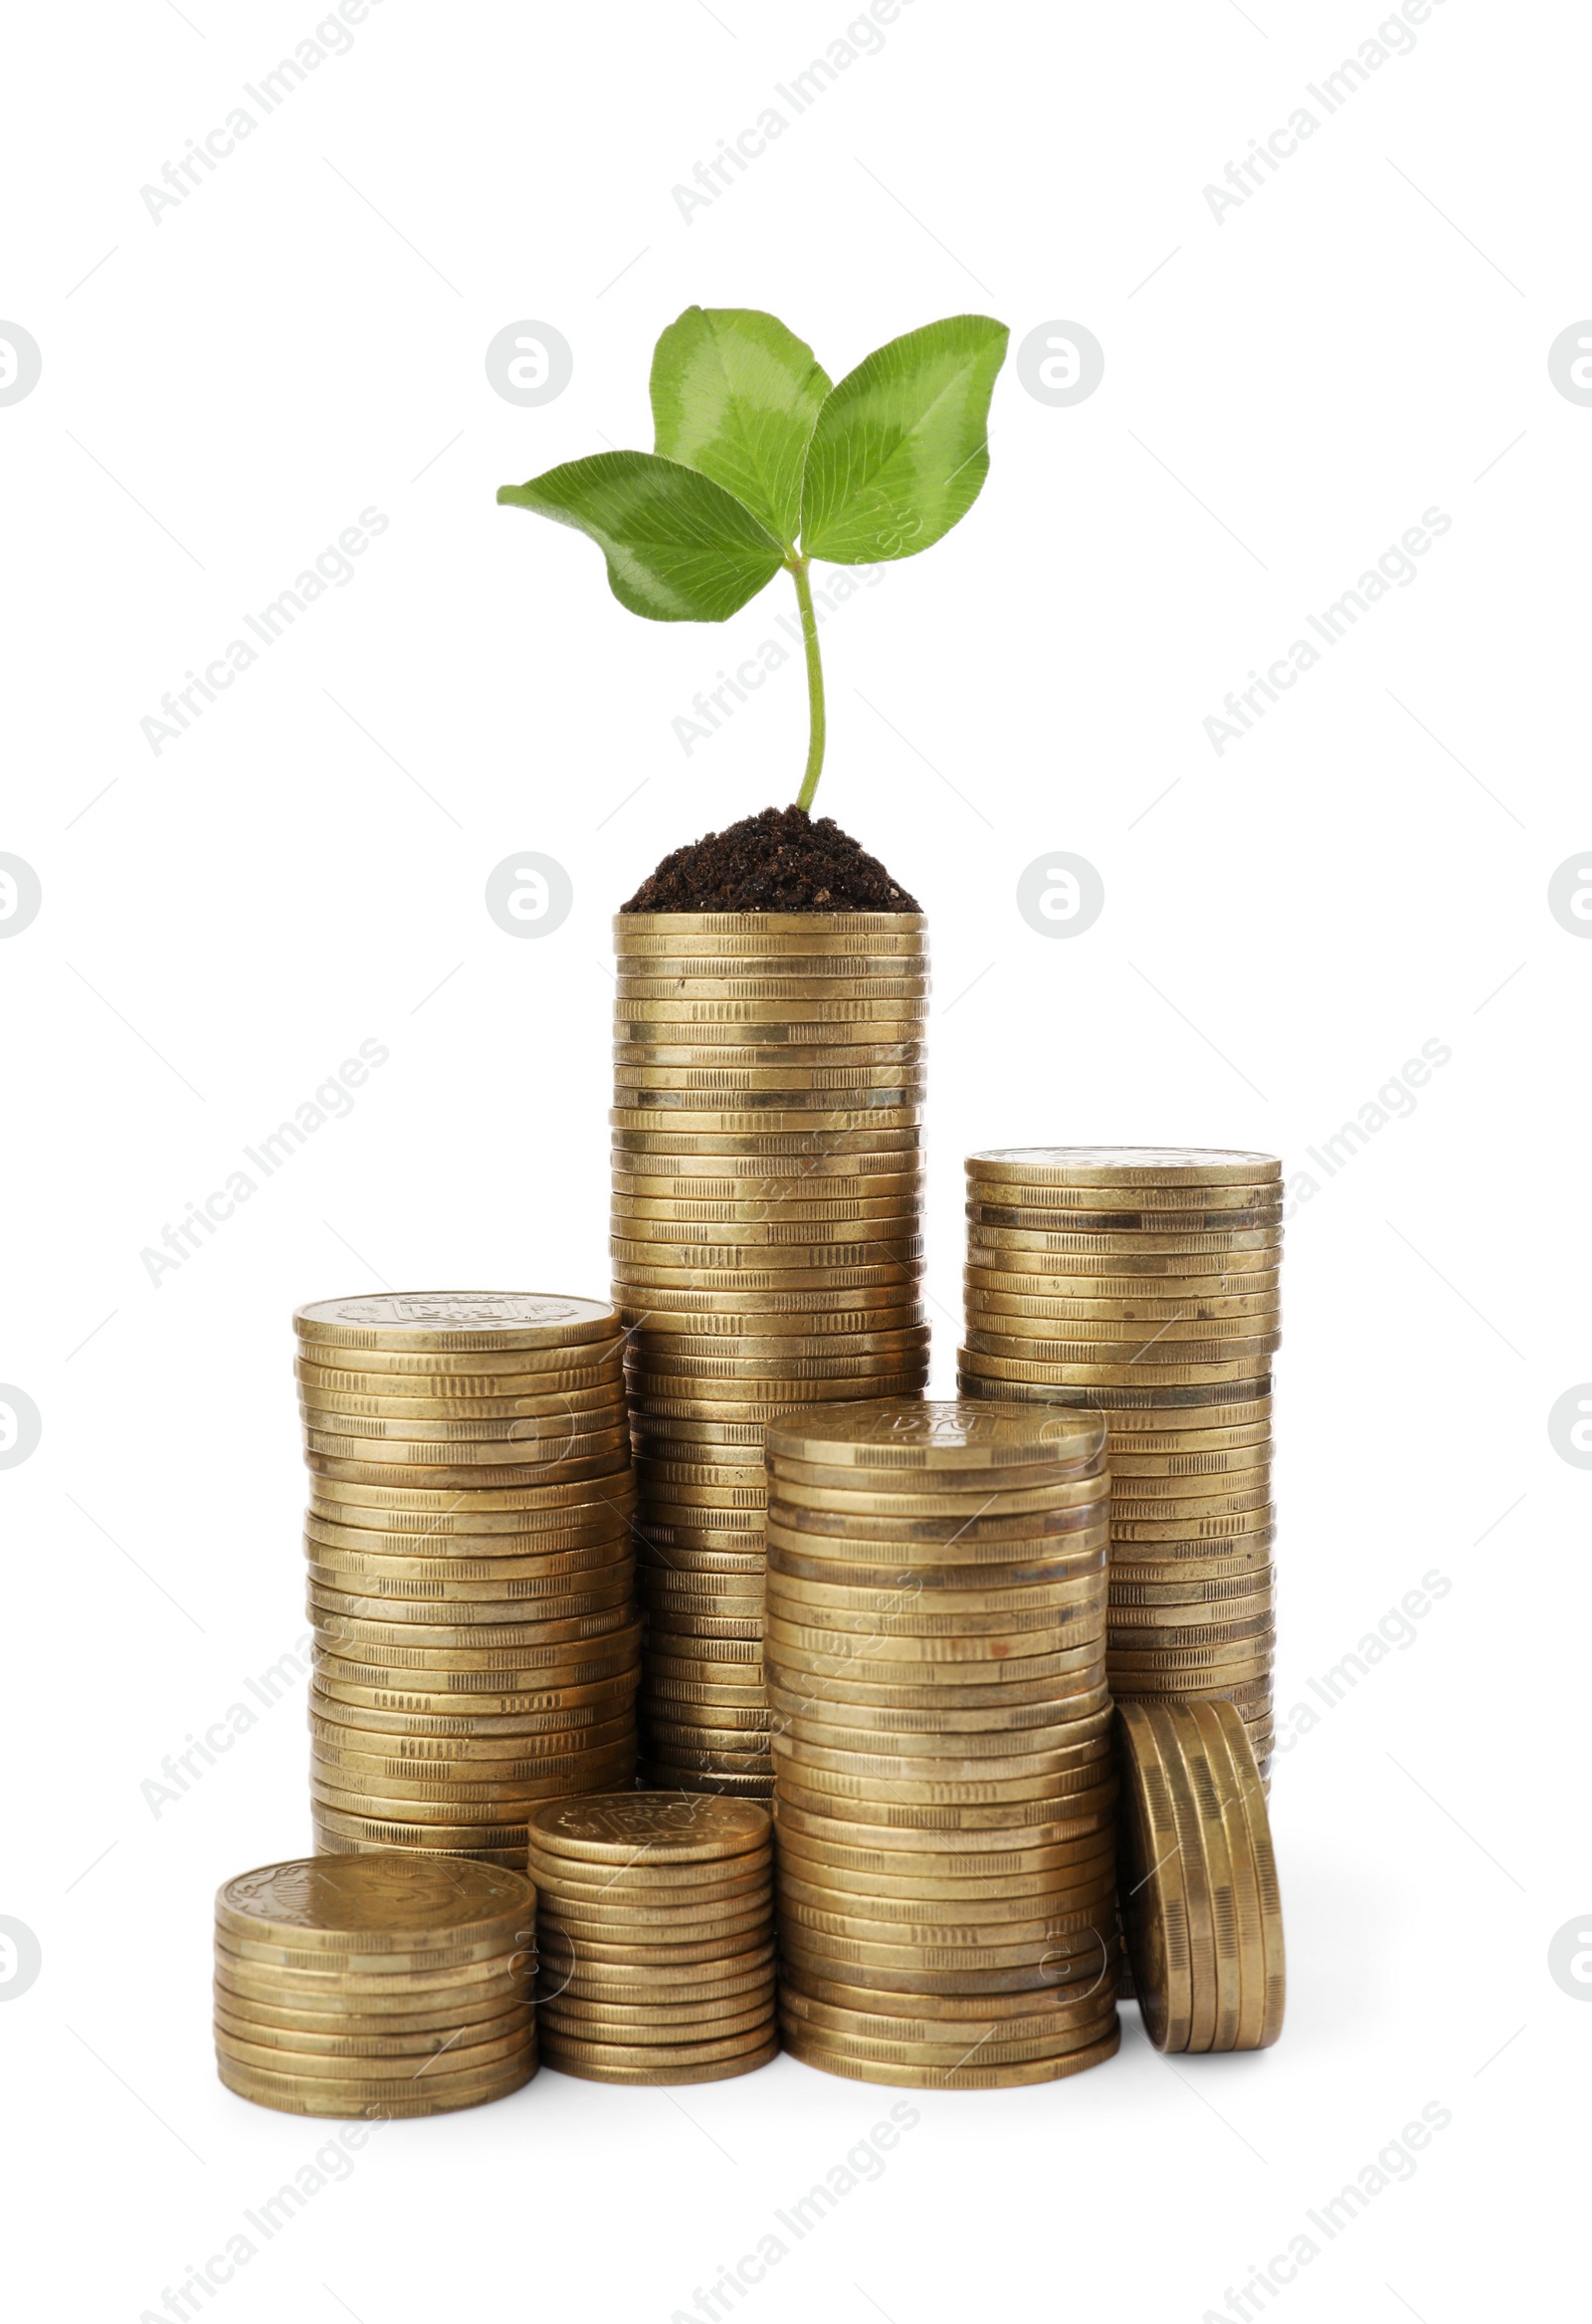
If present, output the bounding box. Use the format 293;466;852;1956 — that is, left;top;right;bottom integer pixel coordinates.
498;308;1008;813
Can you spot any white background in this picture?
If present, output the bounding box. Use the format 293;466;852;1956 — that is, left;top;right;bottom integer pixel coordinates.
2;0;1582;2316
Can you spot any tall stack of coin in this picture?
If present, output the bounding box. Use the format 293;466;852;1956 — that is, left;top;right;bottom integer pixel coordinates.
297;1294;641;1863
1115;1701;1286;2051
612;914;932;1798
213;1853;537;2116
957;1151;1281;1780
526;1795;777;2082
764;1399;1120;2088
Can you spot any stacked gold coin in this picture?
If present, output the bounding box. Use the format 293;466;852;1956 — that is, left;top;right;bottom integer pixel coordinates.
1115;1701;1286;2050
957;1150;1281;1780
612;914;931;1798
213;1852;537;2116
764;1399;1121;2088
296;1293;641;1864
526;1794;777;2082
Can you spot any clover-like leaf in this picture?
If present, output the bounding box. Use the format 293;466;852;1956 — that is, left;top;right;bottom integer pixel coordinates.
497;450;783;622
651;306;831;550
799;315;1010;565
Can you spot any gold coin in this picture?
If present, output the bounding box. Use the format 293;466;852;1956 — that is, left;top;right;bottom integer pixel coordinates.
969;1207;1282;1243
295;1293;620;1352
217;2057;535;2117
525;1793;769;1864
535;2040;776;2085
963;1303;1280;1345
966;1148;1279;1186
1109;1566;1275;1605
215;2016;530;2079
308;1738;632;1796
614;939;922;965
1107;1450;1273;1481
616;1233;922;1267
213;2000;530;2054
629;1384;924;1417
293;1339;623;1381
215;1943;532;1995
310;1664;641;1719
964;1178;1278;1212
306;1452;633;1490
307;1805;539;1848
614;1060;925;1091
616;964;928;989
298;1391;627;1432
307;1476;637;1517
967;1222;1281;1254
1195;1699;1286;2045
305;1544;630;1590
611;1108;921;1136
214;1855;532;1957
215;1981;529;2030
772;1781;1117;1837
958;1352;1273;1390
963;1327;1281;1367
771;1798;1113;1859
538;2011;778;2070
297;1368;625;1408
614;1162;920;1192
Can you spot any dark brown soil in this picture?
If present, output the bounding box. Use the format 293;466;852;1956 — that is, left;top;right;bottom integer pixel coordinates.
621;806;918;915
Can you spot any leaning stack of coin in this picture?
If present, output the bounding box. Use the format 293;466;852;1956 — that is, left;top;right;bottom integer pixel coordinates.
296;1293;641;1864
526;1794;777;2082
957;1151;1282;1782
612;914;932;1798
213;1852;537;2116
1115;1700;1286;2051
764;1399;1121;2088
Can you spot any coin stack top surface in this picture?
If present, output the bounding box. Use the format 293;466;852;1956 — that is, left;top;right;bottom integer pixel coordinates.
612;913;932;1798
765;1397;1121;2089
296;1292;640;1864
527;1794;777;2083
958;1150;1281;1783
213;1851;537;2116
1115;1701;1286;2051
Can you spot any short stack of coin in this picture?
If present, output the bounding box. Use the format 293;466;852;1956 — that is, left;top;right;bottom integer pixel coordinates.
764;1399;1121;2088
1115;1700;1285;2050
957;1151;1281;1781
526;1794;777;2082
296;1293;641;1864
213;1852;537;2116
612;914;932;1798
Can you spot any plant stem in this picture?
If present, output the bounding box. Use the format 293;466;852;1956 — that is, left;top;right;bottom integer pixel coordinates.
788;555;826;813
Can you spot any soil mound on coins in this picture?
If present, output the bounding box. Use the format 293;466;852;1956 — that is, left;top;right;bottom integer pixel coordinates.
621;805;919;915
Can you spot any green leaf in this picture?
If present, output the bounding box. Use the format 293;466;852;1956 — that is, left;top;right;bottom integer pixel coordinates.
651;307;831;550
799;315;1010;565
497;450;783;622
